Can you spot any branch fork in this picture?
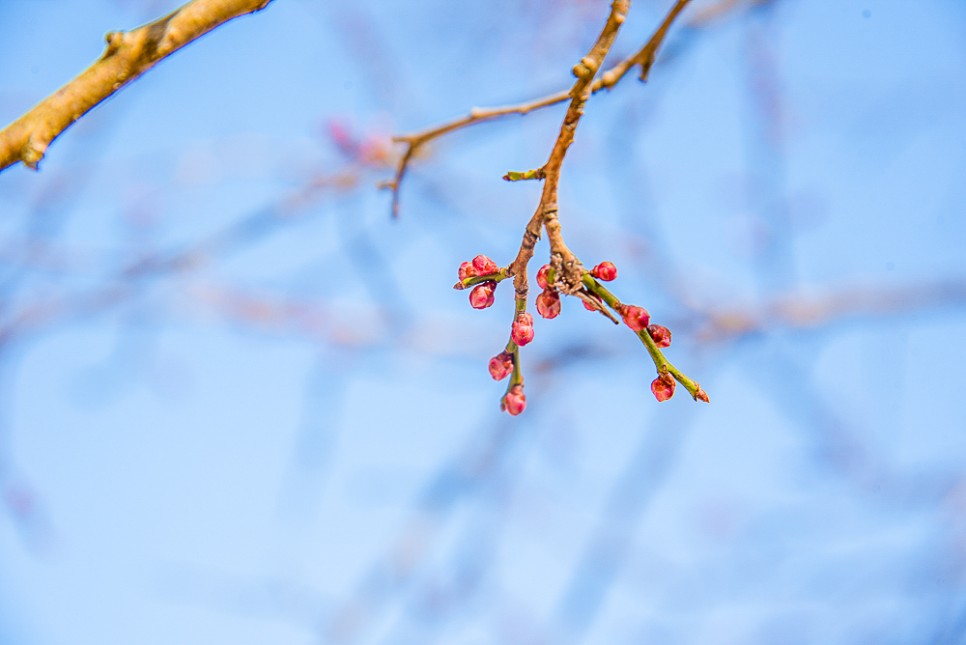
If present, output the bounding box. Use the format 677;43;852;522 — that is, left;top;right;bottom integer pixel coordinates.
440;0;705;414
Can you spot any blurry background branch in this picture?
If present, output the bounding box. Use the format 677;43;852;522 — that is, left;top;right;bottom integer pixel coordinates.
0;0;274;173
2;1;966;643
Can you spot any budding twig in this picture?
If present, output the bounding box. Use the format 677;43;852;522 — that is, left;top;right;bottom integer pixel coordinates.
454;1;705;413
388;0;693;218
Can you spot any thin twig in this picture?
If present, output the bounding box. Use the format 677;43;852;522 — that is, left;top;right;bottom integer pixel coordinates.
0;0;274;173
388;0;692;217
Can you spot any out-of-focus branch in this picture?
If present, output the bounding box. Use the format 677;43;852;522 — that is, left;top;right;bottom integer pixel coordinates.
0;0;274;173
387;0;691;218
690;280;966;343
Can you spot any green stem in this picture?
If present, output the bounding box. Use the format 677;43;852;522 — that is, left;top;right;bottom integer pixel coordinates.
504;168;546;182
581;273;707;401
582;273;621;309
458;269;510;290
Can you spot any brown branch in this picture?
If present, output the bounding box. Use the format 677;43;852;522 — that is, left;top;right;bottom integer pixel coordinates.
0;0;274;173
388;0;691;217
506;0;631;298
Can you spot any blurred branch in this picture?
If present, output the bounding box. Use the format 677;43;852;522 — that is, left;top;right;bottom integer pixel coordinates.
0;0;274;173
690;280;966;343
387;0;691;218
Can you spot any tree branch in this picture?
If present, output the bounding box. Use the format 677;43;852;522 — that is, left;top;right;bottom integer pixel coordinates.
0;0;274;174
505;0;632;298
387;0;691;218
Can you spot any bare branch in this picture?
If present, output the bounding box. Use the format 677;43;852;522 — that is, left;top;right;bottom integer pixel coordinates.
388;0;692;217
0;0;274;173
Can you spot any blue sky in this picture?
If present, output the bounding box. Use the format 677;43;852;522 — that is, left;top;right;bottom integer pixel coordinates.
1;1;965;643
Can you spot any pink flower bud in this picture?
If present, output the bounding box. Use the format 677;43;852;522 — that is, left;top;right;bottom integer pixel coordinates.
469;281;496;309
592;261;617;282
511;313;534;346
582;292;602;311
651;373;675;402
621;304;650;332
647;324;671;348
458;261;477;282
502;384;527;416
472;254;498;275
488;351;514;380
536;290;561;319
536;264;551;290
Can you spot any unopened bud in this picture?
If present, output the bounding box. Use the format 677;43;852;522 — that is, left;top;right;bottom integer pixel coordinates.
621;304;650;332
511;313;534;346
647;324;671;348
694;388;710;403
502;384;527;416
488;351;514;380
458;261;477;282
592;261;617;282
472;254;498;275
536;290;561;319
469;281;496;309
651;373;675;402
536;264;551;290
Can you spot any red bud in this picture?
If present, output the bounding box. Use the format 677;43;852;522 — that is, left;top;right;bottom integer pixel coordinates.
472;254;498;275
647;324;671;348
621;304;650;332
651;373;675;402
592;261;617;281
488;351;514;380
536;264;551;290
511;313;534;346
469;281;496;309
536;290;561;319
502;384;527;416
458;261;477;282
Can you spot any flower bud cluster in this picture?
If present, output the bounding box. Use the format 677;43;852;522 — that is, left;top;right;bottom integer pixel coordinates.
535;264;561;320
457;254;501;309
458;256;703;415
